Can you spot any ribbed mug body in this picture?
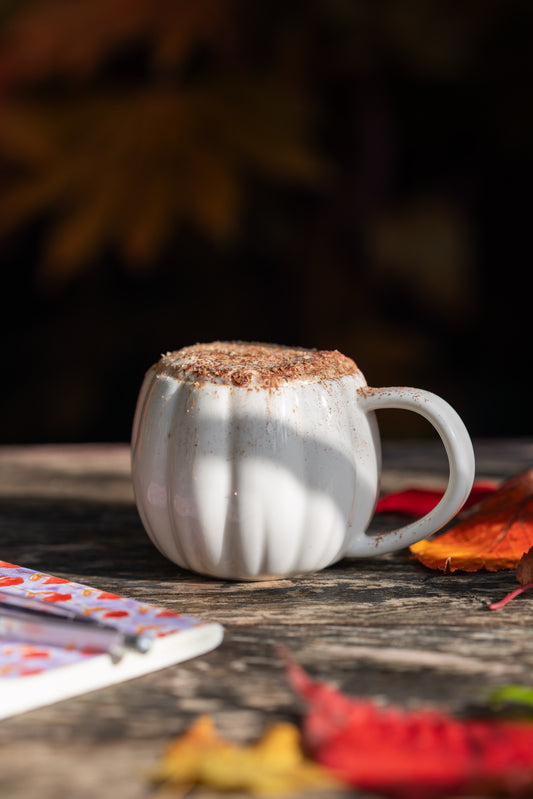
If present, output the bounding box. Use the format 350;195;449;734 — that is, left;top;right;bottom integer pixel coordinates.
131;368;380;579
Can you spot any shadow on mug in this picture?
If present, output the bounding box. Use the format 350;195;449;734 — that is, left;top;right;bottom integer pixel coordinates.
133;409;379;579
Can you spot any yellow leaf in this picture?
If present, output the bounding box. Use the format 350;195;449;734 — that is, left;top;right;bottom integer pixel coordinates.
0;105;55;165
198;78;325;182
183;145;241;240
39;189;120;283
0;79;322;277
153;0;233;69
151;715;339;795
120;177;179;266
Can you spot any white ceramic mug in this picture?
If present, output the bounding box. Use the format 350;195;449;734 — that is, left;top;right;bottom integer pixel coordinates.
131;342;475;580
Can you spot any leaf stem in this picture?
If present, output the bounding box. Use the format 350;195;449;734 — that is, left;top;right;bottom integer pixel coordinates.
489;581;533;610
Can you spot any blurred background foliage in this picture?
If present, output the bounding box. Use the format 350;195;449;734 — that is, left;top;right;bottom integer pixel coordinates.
0;0;531;442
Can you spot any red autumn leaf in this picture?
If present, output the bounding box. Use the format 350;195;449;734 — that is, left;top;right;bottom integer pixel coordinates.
490;547;533;610
410;469;533;572
282;651;533;798
375;483;496;517
516;546;533;585
516;547;533;586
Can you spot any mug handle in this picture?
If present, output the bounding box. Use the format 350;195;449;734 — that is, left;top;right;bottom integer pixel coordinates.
351;387;475;556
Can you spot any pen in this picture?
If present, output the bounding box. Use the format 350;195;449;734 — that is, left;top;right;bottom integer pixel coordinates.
0;591;154;661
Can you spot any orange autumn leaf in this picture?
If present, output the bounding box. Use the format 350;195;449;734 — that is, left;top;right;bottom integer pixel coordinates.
150;714;339;795
410;469;533;572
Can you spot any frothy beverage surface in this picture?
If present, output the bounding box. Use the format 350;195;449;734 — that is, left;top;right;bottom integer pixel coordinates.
157;341;359;387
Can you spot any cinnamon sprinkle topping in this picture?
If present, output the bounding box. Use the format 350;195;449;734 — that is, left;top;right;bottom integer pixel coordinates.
157;341;360;387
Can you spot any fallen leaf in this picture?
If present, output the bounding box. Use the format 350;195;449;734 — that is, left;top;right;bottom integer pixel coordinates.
489;685;533;715
410;469;533;572
489;547;533;610
150;714;339;795
516;546;533;585
375;483;496;517
282;651;533;798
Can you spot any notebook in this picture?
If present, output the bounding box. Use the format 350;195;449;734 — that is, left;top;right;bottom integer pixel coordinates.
0;560;223;720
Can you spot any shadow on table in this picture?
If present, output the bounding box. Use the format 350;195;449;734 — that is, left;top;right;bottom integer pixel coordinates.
0;492;519;604
0;494;193;582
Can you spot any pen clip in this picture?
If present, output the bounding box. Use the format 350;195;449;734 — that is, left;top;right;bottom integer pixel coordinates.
0;589;97;623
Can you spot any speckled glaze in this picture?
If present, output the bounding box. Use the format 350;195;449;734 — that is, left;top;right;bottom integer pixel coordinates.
131;356;475;580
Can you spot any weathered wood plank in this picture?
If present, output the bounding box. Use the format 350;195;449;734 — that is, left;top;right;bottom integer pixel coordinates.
0;441;531;799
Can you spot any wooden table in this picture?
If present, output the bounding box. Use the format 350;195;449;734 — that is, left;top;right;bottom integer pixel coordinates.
1;440;533;799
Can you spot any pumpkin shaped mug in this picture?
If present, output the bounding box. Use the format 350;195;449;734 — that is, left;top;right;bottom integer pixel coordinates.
131;342;475;580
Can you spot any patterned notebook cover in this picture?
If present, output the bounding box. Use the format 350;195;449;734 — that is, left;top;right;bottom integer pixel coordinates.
0;561;223;719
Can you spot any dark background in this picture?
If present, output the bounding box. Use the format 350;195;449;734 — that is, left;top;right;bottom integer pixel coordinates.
0;0;531;444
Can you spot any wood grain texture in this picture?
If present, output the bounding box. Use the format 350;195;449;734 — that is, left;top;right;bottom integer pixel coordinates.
0;440;532;799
